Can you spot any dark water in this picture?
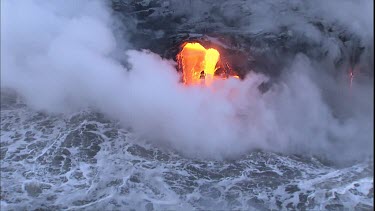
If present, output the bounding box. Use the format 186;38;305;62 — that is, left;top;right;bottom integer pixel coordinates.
1;92;373;210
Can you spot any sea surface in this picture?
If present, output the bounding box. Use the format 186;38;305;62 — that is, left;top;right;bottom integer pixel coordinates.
1;92;373;210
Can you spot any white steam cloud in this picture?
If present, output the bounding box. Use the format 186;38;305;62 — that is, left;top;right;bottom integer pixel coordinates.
1;0;373;163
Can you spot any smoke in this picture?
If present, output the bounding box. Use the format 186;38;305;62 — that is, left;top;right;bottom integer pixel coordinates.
1;0;373;164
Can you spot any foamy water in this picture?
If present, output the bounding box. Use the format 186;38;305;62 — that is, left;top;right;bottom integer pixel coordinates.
1;98;373;210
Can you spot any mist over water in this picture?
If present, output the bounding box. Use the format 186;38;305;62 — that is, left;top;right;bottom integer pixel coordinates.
1;0;373;164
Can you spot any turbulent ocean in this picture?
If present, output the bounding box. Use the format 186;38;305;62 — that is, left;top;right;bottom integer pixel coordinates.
1;92;373;210
1;0;374;210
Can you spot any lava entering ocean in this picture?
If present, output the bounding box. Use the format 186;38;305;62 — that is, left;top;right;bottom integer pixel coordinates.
177;42;239;86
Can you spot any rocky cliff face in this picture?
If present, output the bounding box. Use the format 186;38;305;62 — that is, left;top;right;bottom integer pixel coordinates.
111;0;372;80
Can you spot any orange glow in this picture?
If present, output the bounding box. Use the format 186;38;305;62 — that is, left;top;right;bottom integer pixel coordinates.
177;42;238;86
177;43;207;85
203;48;220;85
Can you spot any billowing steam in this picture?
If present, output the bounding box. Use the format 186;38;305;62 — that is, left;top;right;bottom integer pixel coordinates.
1;0;373;164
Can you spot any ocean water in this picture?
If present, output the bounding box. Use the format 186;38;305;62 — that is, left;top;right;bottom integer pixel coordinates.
1;93;373;210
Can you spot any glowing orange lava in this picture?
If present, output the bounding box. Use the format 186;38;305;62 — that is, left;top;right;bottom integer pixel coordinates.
177;42;238;86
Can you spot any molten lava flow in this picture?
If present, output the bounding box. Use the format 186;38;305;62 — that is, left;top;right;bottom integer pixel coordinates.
178;43;207;85
204;48;220;85
177;42;224;86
